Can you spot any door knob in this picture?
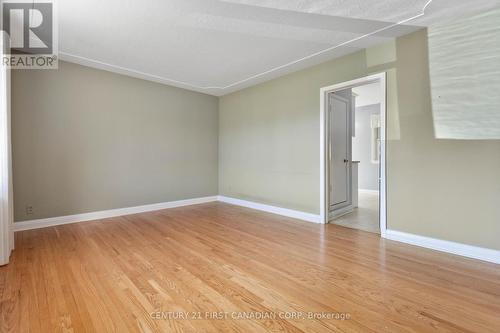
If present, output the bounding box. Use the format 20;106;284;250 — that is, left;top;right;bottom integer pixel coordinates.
344;159;349;163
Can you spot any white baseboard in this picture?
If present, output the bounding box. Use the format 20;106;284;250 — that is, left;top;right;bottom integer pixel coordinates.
13;196;218;232
13;195;321;231
13;196;500;265
385;229;500;265
218;196;322;224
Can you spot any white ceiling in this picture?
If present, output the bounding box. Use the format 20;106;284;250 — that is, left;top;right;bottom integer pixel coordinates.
57;0;500;96
353;82;381;107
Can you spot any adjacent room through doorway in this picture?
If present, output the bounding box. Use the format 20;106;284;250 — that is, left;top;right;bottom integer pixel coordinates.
322;75;385;234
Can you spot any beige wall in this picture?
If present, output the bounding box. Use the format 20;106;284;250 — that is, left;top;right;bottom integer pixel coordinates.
12;61;218;221
219;29;500;251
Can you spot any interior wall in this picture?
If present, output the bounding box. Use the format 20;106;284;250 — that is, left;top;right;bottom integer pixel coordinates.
219;29;500;251
219;37;374;214
352;104;380;191
428;7;500;139
12;61;219;222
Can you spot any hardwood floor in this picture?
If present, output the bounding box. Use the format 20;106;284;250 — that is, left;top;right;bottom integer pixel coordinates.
1;202;499;332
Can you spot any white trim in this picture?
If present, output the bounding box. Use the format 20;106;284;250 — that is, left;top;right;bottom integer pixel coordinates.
319;73;387;237
385;230;500;265
58;53;214;95
13;192;500;264
319;87;327;223
13;195;323;232
379;73;387;237
13;195;500;264
0;31;13;265
218;196;321;224
12;196;218;232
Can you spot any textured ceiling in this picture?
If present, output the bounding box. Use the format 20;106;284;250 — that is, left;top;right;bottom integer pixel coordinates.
58;0;500;96
220;0;432;22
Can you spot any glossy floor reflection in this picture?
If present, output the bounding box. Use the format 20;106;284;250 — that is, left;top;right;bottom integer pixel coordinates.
2;202;500;332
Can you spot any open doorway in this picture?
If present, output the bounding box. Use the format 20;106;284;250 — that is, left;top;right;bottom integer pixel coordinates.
320;73;386;235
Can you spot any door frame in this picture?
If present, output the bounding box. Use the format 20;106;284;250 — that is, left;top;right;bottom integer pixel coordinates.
319;72;387;236
0;31;13;266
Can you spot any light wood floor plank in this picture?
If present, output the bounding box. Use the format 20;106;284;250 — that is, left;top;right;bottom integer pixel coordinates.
1;202;499;332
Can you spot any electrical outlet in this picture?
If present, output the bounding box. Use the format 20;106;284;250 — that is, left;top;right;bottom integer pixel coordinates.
26;206;34;215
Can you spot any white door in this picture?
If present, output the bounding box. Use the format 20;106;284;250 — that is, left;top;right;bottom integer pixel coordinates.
329;92;352;210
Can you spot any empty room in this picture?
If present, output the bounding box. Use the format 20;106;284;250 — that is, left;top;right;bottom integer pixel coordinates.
1;0;500;332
